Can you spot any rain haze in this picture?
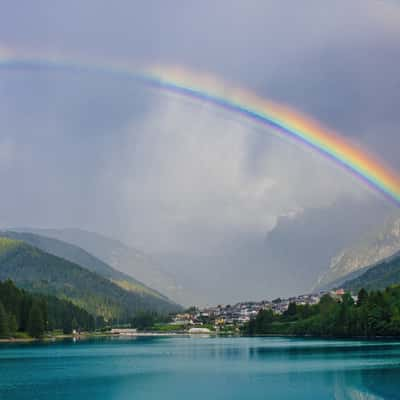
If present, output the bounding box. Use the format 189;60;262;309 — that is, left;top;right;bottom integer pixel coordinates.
1;0;400;305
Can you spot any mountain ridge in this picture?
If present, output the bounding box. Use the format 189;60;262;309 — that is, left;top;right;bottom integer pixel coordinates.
313;212;400;290
1;230;168;300
13;227;188;304
0;237;181;321
342;252;400;292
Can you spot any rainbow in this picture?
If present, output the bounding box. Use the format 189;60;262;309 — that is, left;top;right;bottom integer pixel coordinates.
1;50;400;206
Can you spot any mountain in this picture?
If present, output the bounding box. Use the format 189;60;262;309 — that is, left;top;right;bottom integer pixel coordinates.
342;252;400;292
1;230;167;300
12;197;388;305
0;237;180;321
314;212;400;290
14;228;187;304
151;199;393;305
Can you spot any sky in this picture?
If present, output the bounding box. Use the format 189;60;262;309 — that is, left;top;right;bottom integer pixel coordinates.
1;0;400;304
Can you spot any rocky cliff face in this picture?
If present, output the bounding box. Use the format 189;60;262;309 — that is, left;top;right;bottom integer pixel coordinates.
314;213;400;290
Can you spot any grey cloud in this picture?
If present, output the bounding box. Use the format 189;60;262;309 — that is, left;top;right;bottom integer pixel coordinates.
0;0;399;303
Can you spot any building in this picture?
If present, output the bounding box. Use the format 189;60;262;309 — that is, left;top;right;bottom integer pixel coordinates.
188;327;211;334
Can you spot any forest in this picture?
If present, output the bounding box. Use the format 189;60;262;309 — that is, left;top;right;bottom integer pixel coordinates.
245;286;400;337
0;279;100;338
0;237;179;324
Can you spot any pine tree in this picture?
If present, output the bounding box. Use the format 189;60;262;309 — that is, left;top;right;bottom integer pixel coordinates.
357;288;368;307
0;301;9;337
286;302;297;317
62;311;73;334
27;302;45;338
8;313;18;336
72;317;79;332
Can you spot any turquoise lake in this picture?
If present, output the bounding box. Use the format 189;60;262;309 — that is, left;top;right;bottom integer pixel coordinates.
1;337;399;399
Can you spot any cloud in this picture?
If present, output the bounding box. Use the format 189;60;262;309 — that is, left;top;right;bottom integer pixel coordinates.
1;0;399;302
101;92;377;254
0;137;15;169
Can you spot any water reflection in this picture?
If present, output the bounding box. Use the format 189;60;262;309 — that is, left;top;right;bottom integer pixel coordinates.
248;339;400;399
1;338;400;400
333;371;387;400
334;384;383;400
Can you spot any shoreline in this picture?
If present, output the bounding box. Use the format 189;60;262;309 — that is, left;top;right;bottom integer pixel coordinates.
0;337;37;343
2;332;400;344
0;332;192;343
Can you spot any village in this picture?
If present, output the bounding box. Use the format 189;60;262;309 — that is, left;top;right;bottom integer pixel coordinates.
170;289;352;332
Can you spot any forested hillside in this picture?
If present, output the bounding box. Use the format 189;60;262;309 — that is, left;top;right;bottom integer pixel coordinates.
0;279;97;338
0;237;181;322
2;231;168;300
18;228;185;304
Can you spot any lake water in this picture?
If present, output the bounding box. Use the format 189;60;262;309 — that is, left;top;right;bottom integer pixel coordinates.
1;336;400;399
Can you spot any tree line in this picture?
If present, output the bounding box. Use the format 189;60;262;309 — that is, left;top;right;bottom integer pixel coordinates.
245;285;400;337
0;279;101;338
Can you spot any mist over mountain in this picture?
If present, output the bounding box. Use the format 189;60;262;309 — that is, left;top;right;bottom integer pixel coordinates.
15;228;190;305
152;199;392;305
11;198;391;306
315;211;400;290
262;199;391;292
